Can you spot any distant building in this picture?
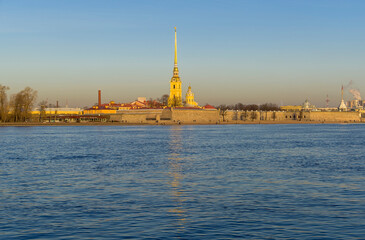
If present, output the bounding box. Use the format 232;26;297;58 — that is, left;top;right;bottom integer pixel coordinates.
302;99;316;111
84;101;123;114
280;105;302;111
202;104;216;110
347;99;364;109
84;97;165;114
185;86;198;107
137;97;146;102
280;100;316;112
32;107;83;115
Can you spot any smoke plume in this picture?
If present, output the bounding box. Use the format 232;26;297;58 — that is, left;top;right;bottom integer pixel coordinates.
349;89;361;100
344;80;353;89
343;80;352;89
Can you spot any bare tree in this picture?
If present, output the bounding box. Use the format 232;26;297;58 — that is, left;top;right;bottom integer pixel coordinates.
10;87;37;122
168;96;182;107
158;94;169;106
241;111;248;121
218;104;229;122
259;103;280;111
272;112;277;121
246;104;259;111
0;85;10;122
38;100;48;122
10;94;22;122
234;103;245;110
148;98;154;108
250;111;257;121
233;110;239;121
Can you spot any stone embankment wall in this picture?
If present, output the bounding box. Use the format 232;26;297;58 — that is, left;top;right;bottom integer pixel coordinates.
110;108;219;124
223;110;287;122
171;109;219;124
222;110;362;123
110;109;164;123
304;111;361;122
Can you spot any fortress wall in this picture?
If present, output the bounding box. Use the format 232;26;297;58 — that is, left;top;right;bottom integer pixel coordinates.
281;111;361;122
306;112;361;122
111;108;219;124
221;110;362;122
283;112;301;120
111;109;164;123
160;109;173;120
223;111;236;122
258;111;286;121
223;111;259;122
108;109;362;124
223;111;287;122
171;109;219;123
110;113;148;123
280;111;361;122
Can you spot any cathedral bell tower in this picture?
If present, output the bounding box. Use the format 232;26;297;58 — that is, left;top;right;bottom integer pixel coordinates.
168;27;183;107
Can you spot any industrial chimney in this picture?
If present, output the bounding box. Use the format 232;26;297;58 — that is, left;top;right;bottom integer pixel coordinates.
98;90;101;107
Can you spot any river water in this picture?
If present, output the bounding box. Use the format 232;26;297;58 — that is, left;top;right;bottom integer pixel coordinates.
0;124;364;239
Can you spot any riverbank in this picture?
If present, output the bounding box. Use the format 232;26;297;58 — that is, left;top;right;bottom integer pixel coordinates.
0;120;363;127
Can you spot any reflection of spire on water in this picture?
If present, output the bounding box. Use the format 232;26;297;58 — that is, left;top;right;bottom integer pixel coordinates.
167;126;188;230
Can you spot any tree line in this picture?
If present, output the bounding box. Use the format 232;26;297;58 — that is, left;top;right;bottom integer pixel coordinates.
0;84;37;122
0;87;280;123
217;103;280;111
216;103;280;122
154;94;280;111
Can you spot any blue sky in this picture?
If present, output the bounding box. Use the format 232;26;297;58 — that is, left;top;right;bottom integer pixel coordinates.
0;0;364;107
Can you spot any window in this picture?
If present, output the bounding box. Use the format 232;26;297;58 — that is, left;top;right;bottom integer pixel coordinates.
173;85;175;89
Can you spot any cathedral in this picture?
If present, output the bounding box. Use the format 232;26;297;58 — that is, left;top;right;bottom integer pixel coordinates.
185;85;198;107
168;27;198;107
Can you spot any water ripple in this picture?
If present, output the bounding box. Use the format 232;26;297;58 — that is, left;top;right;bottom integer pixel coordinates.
0;125;364;239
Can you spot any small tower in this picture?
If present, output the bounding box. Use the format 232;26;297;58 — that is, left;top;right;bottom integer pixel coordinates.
168;27;183;107
185;85;198;107
338;85;347;111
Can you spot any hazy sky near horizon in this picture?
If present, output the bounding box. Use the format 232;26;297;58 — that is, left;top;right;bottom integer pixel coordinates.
1;0;364;107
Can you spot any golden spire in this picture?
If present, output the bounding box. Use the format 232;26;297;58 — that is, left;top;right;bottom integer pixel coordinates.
174;27;178;66
168;27;182;107
173;27;179;77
